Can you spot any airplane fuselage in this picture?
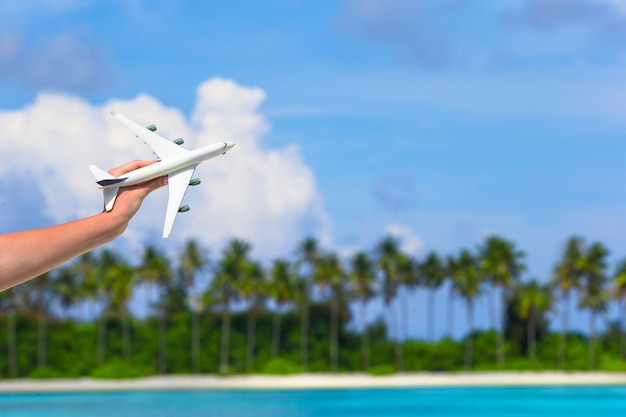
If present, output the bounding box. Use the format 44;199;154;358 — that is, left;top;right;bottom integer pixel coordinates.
98;141;234;189
91;111;235;238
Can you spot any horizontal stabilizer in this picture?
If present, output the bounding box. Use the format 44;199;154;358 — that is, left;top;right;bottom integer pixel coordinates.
97;177;127;186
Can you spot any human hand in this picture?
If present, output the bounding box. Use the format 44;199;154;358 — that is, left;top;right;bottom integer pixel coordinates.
107;160;168;221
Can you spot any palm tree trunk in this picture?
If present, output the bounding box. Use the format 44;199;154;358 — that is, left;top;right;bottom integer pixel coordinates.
204;311;215;371
528;308;537;367
272;311;281;358
621;299;626;360
330;297;339;372
300;281;310;370
489;290;496;331
219;302;231;374
558;290;570;369
428;290;435;342
589;311;596;370
465;298;474;370
361;300;370;371
38;307;47;367
122;312;131;361
158;312;167;374
497;289;506;367
246;308;256;371
401;289;409;342
447;286;455;338
388;301;403;372
97;315;106;366
8;312;17;377
192;310;200;374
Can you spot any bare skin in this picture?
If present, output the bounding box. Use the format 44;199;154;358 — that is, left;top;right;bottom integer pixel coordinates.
0;160;166;292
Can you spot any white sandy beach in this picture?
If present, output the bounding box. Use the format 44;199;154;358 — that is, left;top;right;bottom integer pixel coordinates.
1;372;626;393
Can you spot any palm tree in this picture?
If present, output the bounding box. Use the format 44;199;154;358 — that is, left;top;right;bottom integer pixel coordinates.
179;239;209;374
209;239;252;374
516;279;553;366
550;236;584;369
0;286;19;377
267;259;295;359
314;252;345;372
93;250;115;365
138;245;173;373
92;249;135;364
106;257;135;362
399;255;418;342
375;235;406;372
578;242;609;370
420;252;445;342
74;252;99;322
20;271;52;368
613;258;626;359
444;255;458;338
36;273;51;368
479;235;525;367
51;265;81;321
349;251;376;371
450;249;482;370
188;293;204;373
239;261;266;371
179;240;209;284
294;236;321;370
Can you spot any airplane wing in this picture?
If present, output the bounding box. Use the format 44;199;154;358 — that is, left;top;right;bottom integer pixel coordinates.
163;166;196;238
111;111;188;161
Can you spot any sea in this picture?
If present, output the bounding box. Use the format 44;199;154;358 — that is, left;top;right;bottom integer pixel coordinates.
2;386;626;417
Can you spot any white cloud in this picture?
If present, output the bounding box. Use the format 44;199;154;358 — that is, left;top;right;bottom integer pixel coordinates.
0;77;331;259
384;223;424;255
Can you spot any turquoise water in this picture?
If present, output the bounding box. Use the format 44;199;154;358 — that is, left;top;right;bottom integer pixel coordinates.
2;386;626;416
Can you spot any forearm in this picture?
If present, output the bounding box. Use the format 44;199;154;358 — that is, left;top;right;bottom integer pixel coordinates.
0;210;129;291
0;161;165;292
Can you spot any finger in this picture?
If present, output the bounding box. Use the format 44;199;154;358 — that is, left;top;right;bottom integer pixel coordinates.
148;176;168;190
126;176;167;194
108;160;159;176
113;176;167;212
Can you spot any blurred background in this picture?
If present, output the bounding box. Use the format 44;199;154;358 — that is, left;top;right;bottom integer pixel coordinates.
2;1;626;374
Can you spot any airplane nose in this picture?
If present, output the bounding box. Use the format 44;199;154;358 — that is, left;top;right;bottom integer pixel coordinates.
224;141;236;150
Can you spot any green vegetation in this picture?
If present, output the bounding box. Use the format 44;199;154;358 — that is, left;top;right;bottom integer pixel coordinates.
262;358;302;375
90;359;150;379
1;234;626;379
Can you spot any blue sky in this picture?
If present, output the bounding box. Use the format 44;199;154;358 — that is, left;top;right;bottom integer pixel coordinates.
2;0;626;338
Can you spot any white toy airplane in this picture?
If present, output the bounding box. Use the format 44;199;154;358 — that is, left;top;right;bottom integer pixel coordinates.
90;111;235;238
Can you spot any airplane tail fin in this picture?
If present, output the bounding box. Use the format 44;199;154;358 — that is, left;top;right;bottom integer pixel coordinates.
89;164;114;182
89;165;121;212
